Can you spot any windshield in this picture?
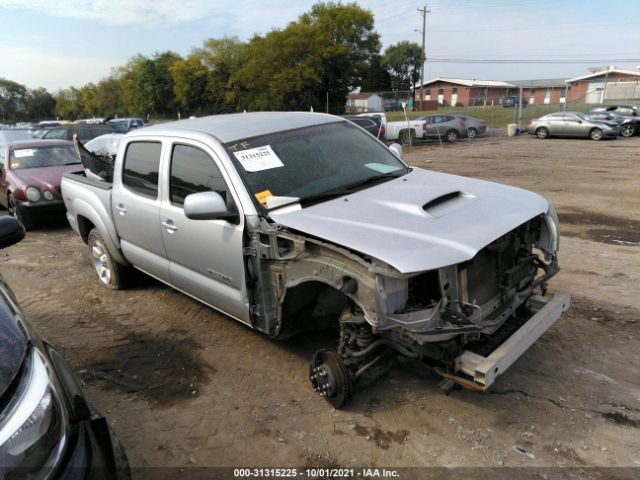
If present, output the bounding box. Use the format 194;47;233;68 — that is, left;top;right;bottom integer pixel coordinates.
224;121;408;209
10;146;80;169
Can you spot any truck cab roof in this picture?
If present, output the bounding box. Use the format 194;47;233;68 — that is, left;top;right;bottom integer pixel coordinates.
130;112;342;144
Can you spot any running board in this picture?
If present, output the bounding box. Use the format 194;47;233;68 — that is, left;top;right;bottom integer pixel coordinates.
455;292;570;390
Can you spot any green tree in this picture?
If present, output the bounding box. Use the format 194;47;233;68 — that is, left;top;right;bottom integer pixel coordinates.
229;2;380;113
382;41;423;93
24;87;56;120
361;54;391;91
54;87;83;119
171;53;210;115
120;52;182;117
197;37;247;113
301;2;381;112
95;76;126;117
0;78;27;122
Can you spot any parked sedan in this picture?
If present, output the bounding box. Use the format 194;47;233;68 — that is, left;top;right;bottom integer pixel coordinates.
107;118;145;132
416;114;467;142
0;140;83;228
588;104;639;118
452;114;487;138
0;215;130;479
527;112;619;140
585;111;640;137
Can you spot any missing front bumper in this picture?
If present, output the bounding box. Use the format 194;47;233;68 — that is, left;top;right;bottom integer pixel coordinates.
454;292;570;390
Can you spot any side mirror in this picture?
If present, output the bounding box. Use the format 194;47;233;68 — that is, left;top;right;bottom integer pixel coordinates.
0;216;25;249
184;191;233;221
389;143;403;160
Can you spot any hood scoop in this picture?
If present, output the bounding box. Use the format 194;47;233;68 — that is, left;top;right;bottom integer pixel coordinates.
422;191;476;217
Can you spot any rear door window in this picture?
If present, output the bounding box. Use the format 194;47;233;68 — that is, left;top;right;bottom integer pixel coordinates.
122;142;162;199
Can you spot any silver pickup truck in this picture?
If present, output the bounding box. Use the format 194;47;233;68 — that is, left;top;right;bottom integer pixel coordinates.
61;112;569;407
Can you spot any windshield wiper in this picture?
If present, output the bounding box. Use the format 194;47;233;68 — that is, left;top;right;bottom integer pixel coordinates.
299;171;406;206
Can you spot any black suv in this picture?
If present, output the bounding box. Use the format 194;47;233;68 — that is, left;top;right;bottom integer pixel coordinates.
42;124;117;142
0;216;129;479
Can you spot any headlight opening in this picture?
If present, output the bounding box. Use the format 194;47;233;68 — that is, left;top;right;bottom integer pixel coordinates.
0;349;68;477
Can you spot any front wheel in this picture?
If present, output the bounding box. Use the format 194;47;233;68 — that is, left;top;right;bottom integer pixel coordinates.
88;229;127;289
589;128;603;141
8;194;31;230
310;350;353;408
445;129;459;142
620;124;635;137
535;127;549;139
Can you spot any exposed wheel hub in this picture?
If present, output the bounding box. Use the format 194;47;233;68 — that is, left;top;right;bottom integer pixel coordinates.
309;350;352;408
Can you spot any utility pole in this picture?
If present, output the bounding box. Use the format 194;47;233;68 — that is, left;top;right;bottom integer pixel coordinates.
417;4;430;111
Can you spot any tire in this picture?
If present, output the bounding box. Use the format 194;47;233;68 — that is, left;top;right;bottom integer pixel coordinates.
8;194;32;230
88;228;127;289
467;127;477;139
589;128;603;141
110;429;132;480
535;127;549;139
620;124;635;137
398;130;414;145
445;129;459;142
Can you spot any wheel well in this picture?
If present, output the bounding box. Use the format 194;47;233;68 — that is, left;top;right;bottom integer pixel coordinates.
277;281;350;339
77;215;96;244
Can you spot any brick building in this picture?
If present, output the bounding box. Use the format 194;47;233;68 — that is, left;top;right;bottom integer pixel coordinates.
416;78;514;106
508;79;567;105
412;68;640;107
565;68;640;103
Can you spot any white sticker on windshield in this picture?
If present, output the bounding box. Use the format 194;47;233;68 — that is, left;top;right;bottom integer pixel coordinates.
14;149;34;158
233;145;284;172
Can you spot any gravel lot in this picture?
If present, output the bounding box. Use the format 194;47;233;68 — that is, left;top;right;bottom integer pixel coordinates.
1;134;639;474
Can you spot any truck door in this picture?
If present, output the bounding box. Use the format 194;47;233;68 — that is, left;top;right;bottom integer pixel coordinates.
112;140;170;282
160;142;250;325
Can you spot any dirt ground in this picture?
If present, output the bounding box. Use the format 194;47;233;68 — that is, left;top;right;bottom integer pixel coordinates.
1;134;639;474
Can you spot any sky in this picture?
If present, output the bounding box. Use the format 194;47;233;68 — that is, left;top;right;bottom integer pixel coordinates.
1;0;639;91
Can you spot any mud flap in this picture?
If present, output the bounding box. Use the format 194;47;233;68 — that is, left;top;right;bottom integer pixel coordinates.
454;292;570;390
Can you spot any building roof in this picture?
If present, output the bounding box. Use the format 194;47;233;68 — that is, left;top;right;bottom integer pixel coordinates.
346;92;380;100
419;77;515;88
565;68;640;83
508;78;567;88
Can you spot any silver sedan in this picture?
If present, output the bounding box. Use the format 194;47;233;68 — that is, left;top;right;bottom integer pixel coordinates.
527;112;619;140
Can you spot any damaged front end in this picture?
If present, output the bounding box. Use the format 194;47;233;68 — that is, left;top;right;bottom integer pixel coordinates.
245;208;567;408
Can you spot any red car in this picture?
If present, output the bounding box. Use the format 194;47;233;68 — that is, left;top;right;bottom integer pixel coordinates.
0;140;83;228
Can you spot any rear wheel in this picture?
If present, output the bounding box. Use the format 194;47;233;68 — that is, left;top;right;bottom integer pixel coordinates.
535;127;549;139
620;124;635;137
398;130;415;145
589;128;603;141
467;127;477;139
88;229;127;289
445;129;459;142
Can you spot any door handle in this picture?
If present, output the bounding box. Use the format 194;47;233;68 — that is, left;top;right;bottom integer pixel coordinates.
115;204;127;215
161;220;178;232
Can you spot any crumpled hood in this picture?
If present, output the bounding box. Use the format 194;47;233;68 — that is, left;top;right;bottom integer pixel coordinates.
270;168;549;273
